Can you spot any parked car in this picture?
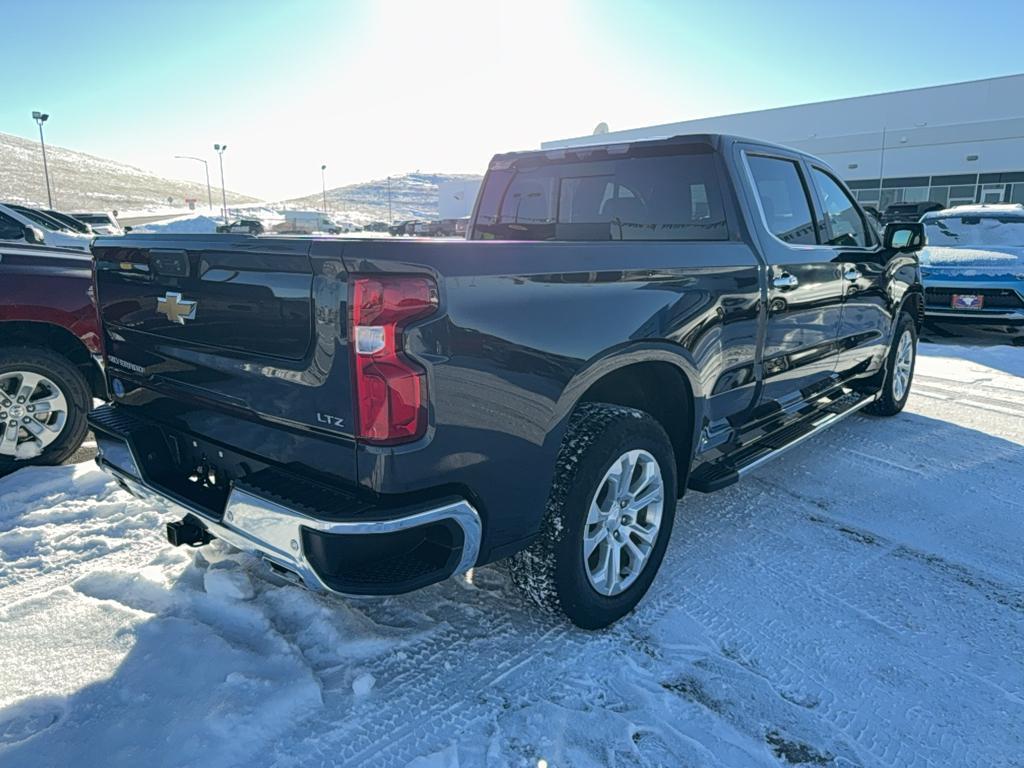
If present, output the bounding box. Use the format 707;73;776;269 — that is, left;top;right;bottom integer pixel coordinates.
919;203;1024;346
70;211;124;236
216;218;266;235
362;221;390;233
275;210;342;234
44;210;95;235
0;210;105;469
89;134;924;629
388;220;418;236
1;203;94;252
882;201;944;224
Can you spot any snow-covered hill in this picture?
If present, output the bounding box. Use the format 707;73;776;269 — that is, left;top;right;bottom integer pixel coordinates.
281;172;482;225
0;131;259;213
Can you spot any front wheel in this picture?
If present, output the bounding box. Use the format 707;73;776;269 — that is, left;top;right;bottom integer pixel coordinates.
508;403;677;629
865;312;917;417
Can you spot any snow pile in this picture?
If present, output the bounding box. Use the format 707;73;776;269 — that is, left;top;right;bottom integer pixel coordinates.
133;214;221;234
1;345;1023;767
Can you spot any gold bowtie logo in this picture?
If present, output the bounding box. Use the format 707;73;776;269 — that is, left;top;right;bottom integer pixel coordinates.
156;291;198;325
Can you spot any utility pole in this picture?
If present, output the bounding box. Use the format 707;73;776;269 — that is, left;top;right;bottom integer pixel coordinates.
175;155;213;210
387;176;393;223
32;112;54;208
321;164;328;213
214;144;228;223
877;126;887;210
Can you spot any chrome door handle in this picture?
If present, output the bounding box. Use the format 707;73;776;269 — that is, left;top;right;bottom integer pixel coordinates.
843;268;862;281
772;273;799;290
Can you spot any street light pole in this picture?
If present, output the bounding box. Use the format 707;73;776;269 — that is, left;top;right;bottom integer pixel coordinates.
321;164;327;213
31;111;53;208
175;155;213;211
214;144;228;223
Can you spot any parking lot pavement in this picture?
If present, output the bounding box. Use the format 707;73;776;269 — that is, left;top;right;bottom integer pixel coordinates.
67;433;97;466
0;342;1022;767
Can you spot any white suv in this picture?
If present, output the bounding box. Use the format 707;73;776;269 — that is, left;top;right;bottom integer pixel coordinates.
0;204;93;252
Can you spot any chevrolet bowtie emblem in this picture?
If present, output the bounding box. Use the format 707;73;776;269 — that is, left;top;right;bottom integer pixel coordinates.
156;291;198;325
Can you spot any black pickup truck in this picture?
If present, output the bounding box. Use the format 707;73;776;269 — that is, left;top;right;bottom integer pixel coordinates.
89;134;925;629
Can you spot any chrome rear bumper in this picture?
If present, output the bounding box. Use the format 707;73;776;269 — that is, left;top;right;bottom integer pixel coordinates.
94;432;482;596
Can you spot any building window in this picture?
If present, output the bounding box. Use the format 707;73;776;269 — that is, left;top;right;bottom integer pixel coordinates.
928;186;950;207
949;185;977;206
979;184;1006;204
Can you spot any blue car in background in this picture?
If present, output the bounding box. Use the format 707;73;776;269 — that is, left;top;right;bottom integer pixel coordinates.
919;204;1024;346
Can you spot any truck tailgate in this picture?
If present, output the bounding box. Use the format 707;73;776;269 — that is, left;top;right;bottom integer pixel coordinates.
92;235;358;483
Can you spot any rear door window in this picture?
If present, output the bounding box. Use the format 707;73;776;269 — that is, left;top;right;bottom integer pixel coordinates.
745;155;817;245
473;151;728;241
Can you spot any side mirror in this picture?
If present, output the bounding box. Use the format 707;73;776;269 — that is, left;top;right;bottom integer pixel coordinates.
23;225;45;245
884;221;924;252
123;226;133;233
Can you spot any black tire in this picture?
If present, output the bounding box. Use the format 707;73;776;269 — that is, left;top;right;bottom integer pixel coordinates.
508;403;678;629
0;346;91;470
865;312;917;417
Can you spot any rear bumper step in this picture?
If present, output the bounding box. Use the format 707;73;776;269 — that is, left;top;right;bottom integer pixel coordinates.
89;406;482;596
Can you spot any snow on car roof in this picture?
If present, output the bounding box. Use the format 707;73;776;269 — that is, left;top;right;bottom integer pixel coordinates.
923;203;1024;220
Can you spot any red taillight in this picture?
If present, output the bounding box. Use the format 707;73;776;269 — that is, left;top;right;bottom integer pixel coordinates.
351;275;438;445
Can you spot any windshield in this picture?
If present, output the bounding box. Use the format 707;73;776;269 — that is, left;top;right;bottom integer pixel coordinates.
924;215;1024;247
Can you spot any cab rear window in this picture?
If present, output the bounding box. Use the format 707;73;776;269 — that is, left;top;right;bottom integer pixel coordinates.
472;151;727;241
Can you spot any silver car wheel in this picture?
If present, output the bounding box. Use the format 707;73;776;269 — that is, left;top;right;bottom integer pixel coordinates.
892;329;914;402
0;371;69;459
583;448;665;597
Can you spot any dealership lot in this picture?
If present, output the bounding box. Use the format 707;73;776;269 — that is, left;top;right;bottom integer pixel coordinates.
0;342;1021;768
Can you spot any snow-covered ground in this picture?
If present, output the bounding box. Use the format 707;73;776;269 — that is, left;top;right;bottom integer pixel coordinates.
1;344;1022;767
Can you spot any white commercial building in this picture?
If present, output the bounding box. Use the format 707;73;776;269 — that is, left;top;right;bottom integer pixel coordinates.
543;74;1024;212
438;179;483;219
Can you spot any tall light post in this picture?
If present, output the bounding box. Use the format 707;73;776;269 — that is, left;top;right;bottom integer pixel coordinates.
214;143;228;223
386;176;393;224
321;164;328;213
32;111;54;208
175;155;213;211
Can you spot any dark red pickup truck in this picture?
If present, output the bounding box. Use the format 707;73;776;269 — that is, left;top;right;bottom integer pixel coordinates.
0;227;106;469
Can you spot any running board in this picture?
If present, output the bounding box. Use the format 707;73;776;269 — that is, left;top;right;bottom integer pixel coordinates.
688;392;877;493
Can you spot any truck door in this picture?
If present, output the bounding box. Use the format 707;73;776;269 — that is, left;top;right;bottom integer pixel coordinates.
740;149;845;410
805;165;892;380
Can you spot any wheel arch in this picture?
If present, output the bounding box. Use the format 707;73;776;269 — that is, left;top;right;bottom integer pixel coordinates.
0;320;105;399
554;344;704;497
899;288;925;332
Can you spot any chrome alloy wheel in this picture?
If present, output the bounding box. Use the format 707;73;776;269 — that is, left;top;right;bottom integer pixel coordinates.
0;371;69;459
893;329;914;402
583;449;665;597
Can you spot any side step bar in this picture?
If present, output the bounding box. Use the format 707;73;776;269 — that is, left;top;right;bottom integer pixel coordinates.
688;392;877;493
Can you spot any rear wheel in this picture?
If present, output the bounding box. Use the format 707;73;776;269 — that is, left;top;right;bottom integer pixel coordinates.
0;347;90;469
508;403;677;629
866;312;917;417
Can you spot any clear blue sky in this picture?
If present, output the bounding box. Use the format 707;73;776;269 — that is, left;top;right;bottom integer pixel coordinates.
3;0;1022;199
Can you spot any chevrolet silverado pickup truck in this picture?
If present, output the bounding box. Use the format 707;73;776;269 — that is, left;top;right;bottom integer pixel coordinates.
89;134;925;629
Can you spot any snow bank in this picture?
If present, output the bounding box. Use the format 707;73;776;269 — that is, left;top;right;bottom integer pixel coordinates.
134;214;221;234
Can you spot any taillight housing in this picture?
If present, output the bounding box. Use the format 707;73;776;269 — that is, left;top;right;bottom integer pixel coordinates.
350;275;438;445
